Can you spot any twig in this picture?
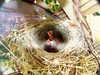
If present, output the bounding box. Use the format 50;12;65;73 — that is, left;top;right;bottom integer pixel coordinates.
73;0;100;67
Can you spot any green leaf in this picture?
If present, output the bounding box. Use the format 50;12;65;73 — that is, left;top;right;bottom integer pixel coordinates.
0;44;9;60
51;4;60;12
0;44;8;53
51;6;55;12
54;4;60;11
44;0;61;12
54;0;57;4
45;0;52;4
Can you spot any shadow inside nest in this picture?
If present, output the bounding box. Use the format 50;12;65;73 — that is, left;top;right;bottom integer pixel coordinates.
36;24;68;53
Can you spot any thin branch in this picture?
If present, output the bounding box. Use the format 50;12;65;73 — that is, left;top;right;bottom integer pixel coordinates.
73;0;100;66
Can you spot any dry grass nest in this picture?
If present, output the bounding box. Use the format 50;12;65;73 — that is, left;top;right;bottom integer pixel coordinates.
2;19;100;75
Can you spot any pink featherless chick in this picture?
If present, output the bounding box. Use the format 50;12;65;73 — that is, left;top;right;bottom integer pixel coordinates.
44;31;60;53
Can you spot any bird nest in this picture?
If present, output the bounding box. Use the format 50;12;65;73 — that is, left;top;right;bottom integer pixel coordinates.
2;18;100;75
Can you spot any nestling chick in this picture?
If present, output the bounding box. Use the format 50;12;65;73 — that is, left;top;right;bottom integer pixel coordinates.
44;31;60;53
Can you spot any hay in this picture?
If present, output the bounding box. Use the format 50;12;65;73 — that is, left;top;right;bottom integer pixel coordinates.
1;19;100;75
